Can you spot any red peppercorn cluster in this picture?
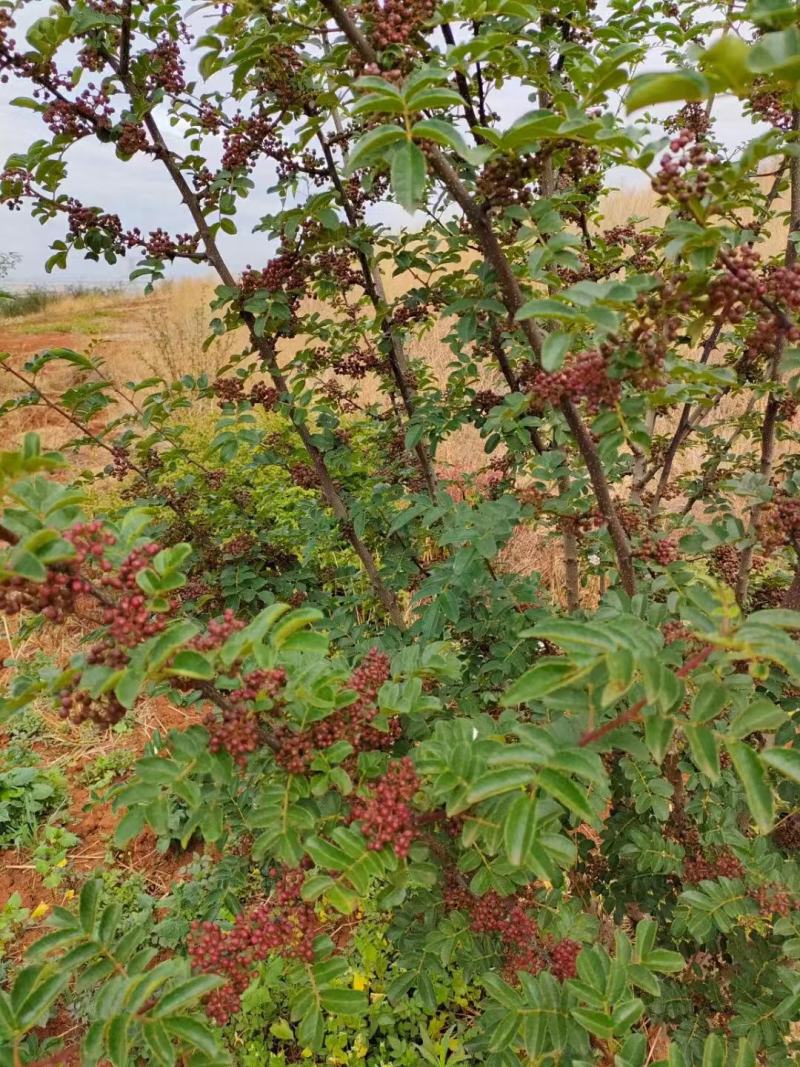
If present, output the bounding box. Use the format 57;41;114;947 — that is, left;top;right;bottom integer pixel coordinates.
652;129;718;203
709;544;741;586
211;376;279;412
140;227;200;261
627;276;692;383
360;0;437;50
664;102;711;138
205;703;260;764
472;390;504;416
221;110;294;176
205;666;288;762
0;567;83;621
443;882;580;982
275;648;394;773
477;154;537;209
773;814;800;852
749;85;793;131
710;248;800;365
603;224;658;271
234;668;287;704
550;939;581;981
757;492;800;552
43;88;113;140
145;36;186;94
350;757;419;857
249;382;279;410
288;462;318;490
240;253;309;300
107;445;132;480
525;348;619;414
116;122;149;157
315;248;364;292
0;517;171;726
616;505;677;567
0;519;115;621
189;866;319;1025
192;609;245;652
751;884;794;917
64;198;126;254
256;44;310;111
332;347;382;379
556;141;602;197
682;849;744;885
221;533;255;558
661;620;692;645
69;520;115;560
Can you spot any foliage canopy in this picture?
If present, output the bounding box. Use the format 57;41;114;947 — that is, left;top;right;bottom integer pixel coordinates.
2;0;800;1064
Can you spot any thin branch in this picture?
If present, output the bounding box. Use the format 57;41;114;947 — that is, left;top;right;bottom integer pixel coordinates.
736;106;800;605
579;644;713;746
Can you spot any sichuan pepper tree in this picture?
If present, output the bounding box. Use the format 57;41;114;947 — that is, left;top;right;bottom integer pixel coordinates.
3;0;800;1063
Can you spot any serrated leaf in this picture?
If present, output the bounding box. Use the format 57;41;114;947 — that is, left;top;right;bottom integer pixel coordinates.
538;768;598;825
684;723;720;780
503;793;538;866
344;124;405;174
467;767;536;804
319;987;368;1014
726;740;773;832
390;141;427;213
625;70;710;112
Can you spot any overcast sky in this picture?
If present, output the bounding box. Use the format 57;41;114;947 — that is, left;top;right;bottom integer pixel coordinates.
0;7;764;288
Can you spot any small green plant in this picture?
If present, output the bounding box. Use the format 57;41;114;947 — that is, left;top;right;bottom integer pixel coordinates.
0;893;30;952
80;749;135;794
0;764;67;850
153;855;248;950
31;825;80;889
6;709;45;743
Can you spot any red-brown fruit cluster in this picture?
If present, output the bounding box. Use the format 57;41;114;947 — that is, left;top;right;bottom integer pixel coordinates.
757;492;800;552
205;667;288;762
350;757;419;857
683;849;744;885
361;0;437;49
117;123;149;157
524;348;619;414
773;814;800;852
249;382;279;410
661;620;692;645
331;348;383;379
710;544;741;586
603;224;658;271
751;885;794;917
288;462;318;490
664;102;711;138
189;866;319;1025
750;86;793;131
221;110;295;176
145;36;186;94
443;882;580;982
43;86;113;139
550;939;581;981
616;505;678;566
652;129;718;203
275;648;395;773
192;609;246;651
477;154;537;208
711;248;800;363
240;253;308;299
